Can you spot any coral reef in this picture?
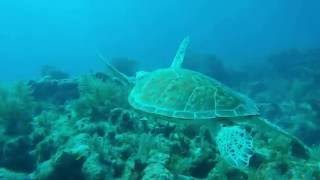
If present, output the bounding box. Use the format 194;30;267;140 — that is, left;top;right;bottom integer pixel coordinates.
28;78;79;105
0;49;320;180
0;82;35;135
267;48;320;79
240;48;320;146
72;74;130;120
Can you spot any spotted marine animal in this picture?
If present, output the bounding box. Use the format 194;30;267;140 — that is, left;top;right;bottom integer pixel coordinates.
102;37;310;167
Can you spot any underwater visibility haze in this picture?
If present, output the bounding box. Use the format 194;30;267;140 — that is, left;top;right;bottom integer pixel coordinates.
0;0;320;179
1;0;320;80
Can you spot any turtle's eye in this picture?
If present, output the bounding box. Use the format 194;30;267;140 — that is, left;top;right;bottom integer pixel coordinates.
136;71;149;80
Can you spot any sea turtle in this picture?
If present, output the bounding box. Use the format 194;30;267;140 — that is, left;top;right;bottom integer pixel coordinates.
126;37;310;154
128;37;258;120
99;37;310;165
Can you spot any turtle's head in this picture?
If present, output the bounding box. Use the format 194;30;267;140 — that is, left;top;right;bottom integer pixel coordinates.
136;71;150;81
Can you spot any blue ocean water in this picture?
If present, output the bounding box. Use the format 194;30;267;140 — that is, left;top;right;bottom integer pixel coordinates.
0;1;320;179
0;0;319;81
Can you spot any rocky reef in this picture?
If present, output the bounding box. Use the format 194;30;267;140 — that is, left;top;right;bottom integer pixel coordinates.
239;48;320;146
0;52;319;179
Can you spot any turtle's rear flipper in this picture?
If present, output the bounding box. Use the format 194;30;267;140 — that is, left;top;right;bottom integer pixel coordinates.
255;117;311;159
97;53;133;87
233;116;311;159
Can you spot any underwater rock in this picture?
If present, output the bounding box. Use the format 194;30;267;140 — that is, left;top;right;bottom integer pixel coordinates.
75;118;104;135
188;149;216;179
31;160;55;180
276;162;289;175
111;160;126;178
142;153;173;180
51;150;86;180
33;138;57;163
73;74;130;121
1;136;35;173
150;122;176;138
226;169;248;180
82;153;108;180
108;108;137;133
181;125;199;139
3;112;33;136
0;82;34;136
143;163;173;180
40;65;69;80
251;160;320;179
267;48;320;80
147;152;170;165
2;54;320;179
30;113;74;167
0;168;30;179
170;134;191;157
267;49;303;75
132;158;147;178
29;78;79;104
30;111;58;145
32;134;90;180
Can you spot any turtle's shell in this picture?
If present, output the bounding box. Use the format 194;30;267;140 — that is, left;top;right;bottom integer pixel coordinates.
128;68;259;119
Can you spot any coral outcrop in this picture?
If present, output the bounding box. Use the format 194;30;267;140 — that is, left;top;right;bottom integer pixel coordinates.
0;49;320;179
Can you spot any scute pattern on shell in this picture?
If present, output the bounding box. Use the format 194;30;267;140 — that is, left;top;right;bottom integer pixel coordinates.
129;68;259;119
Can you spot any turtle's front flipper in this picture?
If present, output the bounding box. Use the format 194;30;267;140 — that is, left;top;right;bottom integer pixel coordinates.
171;36;190;69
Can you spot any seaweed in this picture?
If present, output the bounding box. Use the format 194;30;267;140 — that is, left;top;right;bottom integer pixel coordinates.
72;75;129;120
0;82;35;135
